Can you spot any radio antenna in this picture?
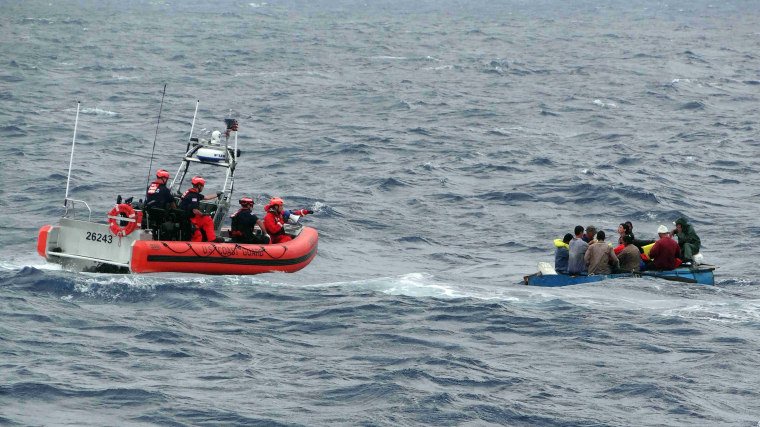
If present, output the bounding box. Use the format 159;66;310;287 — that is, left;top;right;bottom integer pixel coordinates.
63;101;81;206
146;84;167;187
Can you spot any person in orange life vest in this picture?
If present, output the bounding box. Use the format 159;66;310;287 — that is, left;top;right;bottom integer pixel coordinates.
263;197;313;244
145;169;176;209
230;197;270;244
178;176;224;243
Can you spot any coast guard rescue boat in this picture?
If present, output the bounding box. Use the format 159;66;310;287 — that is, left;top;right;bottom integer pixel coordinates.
37;102;318;274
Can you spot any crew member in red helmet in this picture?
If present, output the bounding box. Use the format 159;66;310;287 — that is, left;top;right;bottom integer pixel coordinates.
230;197;270;244
178;176;224;242
145;169;176;209
263;197;313;244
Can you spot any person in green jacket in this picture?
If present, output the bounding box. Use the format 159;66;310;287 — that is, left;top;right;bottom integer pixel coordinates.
671;217;701;263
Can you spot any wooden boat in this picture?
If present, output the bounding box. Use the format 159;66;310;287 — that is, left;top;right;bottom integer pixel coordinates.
37;102;318;275
524;262;716;286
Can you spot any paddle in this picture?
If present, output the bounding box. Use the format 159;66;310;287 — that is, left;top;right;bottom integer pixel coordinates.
631;270;697;284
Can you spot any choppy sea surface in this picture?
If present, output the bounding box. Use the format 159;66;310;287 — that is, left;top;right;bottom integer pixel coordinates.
2;0;760;425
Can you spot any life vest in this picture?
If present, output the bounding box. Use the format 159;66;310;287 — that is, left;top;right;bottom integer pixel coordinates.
641;242;654;259
146;180;162;195
553;238;569;249
230;208;254;240
179;188;201;212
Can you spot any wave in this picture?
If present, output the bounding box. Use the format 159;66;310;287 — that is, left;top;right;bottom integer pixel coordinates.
80;107;118;116
677;100;706;110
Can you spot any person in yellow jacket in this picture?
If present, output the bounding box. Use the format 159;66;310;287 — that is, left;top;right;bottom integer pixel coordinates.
554;233;573;274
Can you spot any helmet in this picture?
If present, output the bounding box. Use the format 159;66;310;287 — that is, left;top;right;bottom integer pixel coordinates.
269;197;283;206
156;169;169;179
239;197;254;206
191;176;205;186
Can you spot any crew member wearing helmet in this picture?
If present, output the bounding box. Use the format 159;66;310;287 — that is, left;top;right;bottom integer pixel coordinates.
263;197;313;244
145;169;176;209
178;176;224;243
230;197;270;244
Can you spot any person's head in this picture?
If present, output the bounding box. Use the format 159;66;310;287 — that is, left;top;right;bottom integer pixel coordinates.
239;197;254;209
623;234;634;245
574;225;584;237
657;224;668;238
563;233;573;244
596;230;606;241
619;223;631;235
585;225;596;239
156;169;169;183
269;197;284;212
191;176;205;191
674;217;688;232
625;221;633;232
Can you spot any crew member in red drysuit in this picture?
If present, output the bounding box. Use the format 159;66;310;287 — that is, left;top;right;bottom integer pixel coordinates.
263;197;312;244
178;176;224;242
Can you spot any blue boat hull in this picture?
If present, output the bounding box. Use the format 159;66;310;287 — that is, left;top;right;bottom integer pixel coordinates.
524;266;715;287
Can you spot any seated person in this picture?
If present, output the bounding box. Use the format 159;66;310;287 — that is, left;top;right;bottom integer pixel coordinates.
263;197;313;244
145;169;176;210
651;224;681;270
671;217;700;264
178;176;224;243
568;225;589;275
144;169;176;234
554;233;573;274
583;230;619;275
617;234;642;272
230;197;270;244
582;225;597;244
629;223;655;252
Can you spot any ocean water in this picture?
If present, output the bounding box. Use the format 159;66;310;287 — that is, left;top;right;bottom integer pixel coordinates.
2;0;760;425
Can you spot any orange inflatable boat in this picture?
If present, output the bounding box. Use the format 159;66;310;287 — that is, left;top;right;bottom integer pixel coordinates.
130;226;318;274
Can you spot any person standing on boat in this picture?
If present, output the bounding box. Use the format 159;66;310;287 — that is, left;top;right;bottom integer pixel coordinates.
263;197;313;244
554;233;573;274
230;197;270;244
178;176;224;243
670;217;700;264
567;225;589;275
583;230;619;275
617;234;642;272
650;224;682;270
145;169;176;209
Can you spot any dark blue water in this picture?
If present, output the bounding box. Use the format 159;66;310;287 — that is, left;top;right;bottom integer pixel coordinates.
2;0;760;425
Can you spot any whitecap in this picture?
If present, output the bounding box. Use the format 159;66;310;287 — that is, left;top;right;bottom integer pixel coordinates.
81;107;117;116
593;99;617;108
310;273;465;299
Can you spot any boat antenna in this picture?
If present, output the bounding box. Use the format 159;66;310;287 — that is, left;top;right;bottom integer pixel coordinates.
63;101;81;207
145;84;167;187
186;100;200;152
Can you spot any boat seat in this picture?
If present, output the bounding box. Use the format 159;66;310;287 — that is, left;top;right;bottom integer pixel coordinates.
144;208;194;241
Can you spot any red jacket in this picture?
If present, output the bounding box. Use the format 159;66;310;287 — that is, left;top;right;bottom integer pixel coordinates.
649;237;681;270
263;210;285;236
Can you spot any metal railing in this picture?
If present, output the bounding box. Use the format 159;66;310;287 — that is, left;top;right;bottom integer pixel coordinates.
63;198;92;221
